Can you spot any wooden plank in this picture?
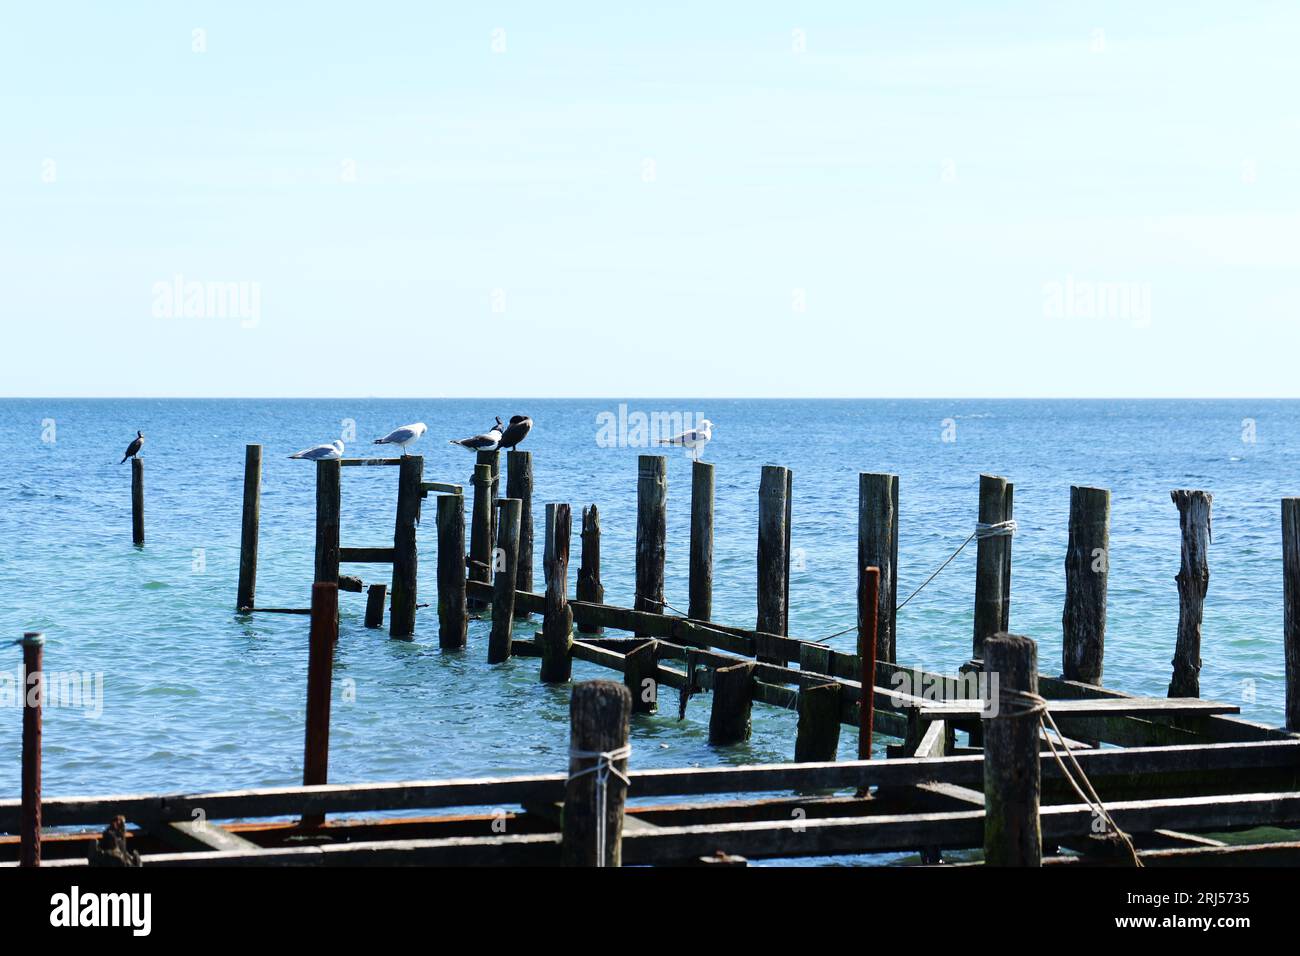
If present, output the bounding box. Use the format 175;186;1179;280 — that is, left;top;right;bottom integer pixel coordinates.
151;820;260;853
919;697;1240;719
420;481;462;495
338;547;396;564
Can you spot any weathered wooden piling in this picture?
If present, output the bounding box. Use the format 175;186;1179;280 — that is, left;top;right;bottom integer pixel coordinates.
477;448;500;551
624;639;658;714
709;661;755;745
577;505;604;635
131;457;145;546
19;632;43;867
858;566;880;760
562;681;632;867
436;494;468;650
1284;498;1300;732
236;443;262;611
490;497;522;663
468;462;495;612
1063;485;1110;685
757;465;790;642
541;503;574;683
858;474;898;663
689;460;714;621
982;632;1041;866
1170;490;1212;698
973;474;1014;657
783;469;793;636
389;455;423;639
635;456;667;621
314;459;341;585
795;682;842;762
302;582;338;827
364;583;386;629
506;451;533;616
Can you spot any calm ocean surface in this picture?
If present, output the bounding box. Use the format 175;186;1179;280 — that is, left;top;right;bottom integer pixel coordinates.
0;398;1294;856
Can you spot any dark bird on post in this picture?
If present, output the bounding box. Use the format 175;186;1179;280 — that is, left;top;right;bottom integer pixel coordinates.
498;415;533;451
120;431;145;464
449;418;503;452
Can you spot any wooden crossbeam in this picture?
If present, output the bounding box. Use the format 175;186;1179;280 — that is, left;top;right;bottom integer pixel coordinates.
339;546;396;564
919;698;1240;720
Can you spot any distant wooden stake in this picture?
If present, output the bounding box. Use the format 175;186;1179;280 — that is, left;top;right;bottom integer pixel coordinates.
468;463;495;611
541;503;574;683
20;632;43;867
577;505;605;634
635;456;667;622
490;497;522;663
973;474;1013;658
562;681;632;867
709;661;755;745
302;582;338;827
1063;485;1110;685
364;583;386;629
436;494;468;650
624;639;658;714
389;455;423;639
1170;490;1212;698
757;465;790;645
1283;498;1300;731
689;460;715;621
131;458;145;546
314;459;341;585
982;632;1041;866
858;474;898;663
506;451;533;617
236;444;262;610
796;682;842;762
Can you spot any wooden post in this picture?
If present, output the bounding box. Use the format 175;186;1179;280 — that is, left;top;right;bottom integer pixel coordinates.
562;681;632;867
302;582;338;827
1063;485;1110;685
858;474;898;663
783;468;793;636
364;584;386;629
436;494;468;650
19;632;43;867
1169;490;1212;698
635;456;667;619
982;632;1041;866
858;566;879;760
506;451;533;616
757;465;789;641
490;497;522;663
624;639;658;714
477;448;500;555
1284;499;1300;731
131;457;145;546
973;474;1013;658
796;682;842;762
577;505;604;634
709;661;755;745
689;460;714;621
468;462;494;611
389;455;423;639
236;443;262;611
314;459;341;585
541;503;574;683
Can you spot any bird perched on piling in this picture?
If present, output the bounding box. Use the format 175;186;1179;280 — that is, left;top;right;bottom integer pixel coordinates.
373;422;427;456
119;431;145;464
498;415;533;451
449;418;504;453
289;439;344;460
657;419;713;458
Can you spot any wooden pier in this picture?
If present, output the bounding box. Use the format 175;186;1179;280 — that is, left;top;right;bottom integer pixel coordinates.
16;452;1300;867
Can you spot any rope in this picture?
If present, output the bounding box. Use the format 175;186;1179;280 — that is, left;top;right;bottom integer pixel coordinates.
568;743;631;866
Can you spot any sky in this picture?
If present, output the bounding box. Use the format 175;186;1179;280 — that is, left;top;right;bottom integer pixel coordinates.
2;1;1299;398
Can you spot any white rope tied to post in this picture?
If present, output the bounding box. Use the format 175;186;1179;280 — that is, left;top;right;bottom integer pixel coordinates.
568;743;631;867
974;519;1018;539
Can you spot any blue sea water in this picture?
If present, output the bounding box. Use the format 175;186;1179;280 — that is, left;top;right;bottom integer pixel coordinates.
0;399;1292;821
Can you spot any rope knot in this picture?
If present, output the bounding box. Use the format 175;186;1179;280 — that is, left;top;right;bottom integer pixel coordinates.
568;744;632;867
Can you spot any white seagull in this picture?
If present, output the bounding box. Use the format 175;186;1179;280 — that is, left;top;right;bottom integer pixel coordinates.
449;418;504;453
373;422;428;456
289;439;345;461
657;419;713;458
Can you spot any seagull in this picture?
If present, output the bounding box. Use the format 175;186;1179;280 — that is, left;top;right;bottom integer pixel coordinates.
373;422;428;456
498;415;533;451
657;419;713;458
119;431;145;464
449;418;504;453
289;439;344;460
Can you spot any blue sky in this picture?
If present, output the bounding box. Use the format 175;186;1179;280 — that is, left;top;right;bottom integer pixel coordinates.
2;2;1298;397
